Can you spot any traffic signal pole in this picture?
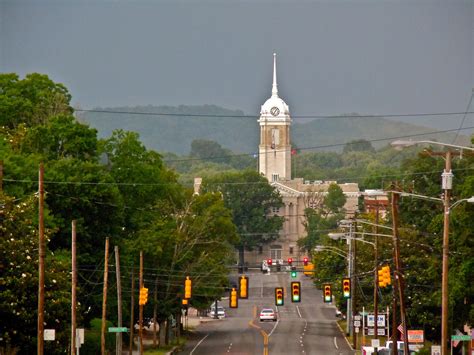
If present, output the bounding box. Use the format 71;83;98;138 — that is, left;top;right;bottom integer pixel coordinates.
391;190;409;355
374;207;379;342
139;251;144;355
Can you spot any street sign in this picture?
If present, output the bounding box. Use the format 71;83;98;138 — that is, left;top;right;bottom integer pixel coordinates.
451;335;471;341
354;315;361;321
44;329;55;341
355;327;360;333
371;339;380;348
108;327;128;333
354;320;361;327
431;345;441;355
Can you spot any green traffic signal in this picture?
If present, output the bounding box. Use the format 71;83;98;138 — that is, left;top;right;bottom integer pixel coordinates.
291;271;297;278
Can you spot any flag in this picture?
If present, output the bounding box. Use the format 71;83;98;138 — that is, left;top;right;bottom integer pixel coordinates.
291;148;297;155
397;323;405;341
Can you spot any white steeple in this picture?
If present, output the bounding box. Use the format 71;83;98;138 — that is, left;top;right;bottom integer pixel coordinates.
272;53;278;97
258;53;292;182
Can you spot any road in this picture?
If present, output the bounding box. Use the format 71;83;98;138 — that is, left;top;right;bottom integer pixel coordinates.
177;270;354;355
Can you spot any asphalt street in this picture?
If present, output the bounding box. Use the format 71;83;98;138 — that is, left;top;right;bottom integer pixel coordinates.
177;270;355;355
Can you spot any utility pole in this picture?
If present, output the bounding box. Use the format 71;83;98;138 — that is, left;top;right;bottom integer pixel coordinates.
37;163;45;355
71;220;77;355
129;266;135;355
153;278;158;348
115;246;122;355
346;222;353;336
352;220;357;350
101;238;109;355
374;206;379;342
391;189;409;355
441;151;452;355
0;160;3;191
139;251;144;355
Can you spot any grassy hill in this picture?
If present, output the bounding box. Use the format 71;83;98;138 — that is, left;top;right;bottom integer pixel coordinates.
80;105;470;155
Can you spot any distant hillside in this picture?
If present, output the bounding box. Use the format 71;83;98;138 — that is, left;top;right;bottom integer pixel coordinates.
80;105;470;155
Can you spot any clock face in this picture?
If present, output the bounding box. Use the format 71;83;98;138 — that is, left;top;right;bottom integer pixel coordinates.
270;107;280;116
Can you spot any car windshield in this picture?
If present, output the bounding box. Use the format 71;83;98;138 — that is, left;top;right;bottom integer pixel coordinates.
261;309;274;313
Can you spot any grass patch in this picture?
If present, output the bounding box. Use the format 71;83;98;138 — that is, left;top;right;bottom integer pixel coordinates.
144;336;187;354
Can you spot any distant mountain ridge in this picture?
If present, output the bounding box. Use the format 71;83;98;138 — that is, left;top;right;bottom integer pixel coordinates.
80;105;470;155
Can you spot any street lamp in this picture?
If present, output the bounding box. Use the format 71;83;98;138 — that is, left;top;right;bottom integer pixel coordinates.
391;139;474;355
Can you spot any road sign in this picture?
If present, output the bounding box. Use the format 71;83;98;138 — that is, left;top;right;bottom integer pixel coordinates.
44;329;55;341
108;327;128;333
431;345;441;355
354;320;361;327
451;335;471;341
355;327;360;333
354;315;361;321
371;339;380;348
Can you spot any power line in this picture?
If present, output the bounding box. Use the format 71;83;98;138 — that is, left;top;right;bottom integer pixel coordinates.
452;90;474;144
75;108;474;120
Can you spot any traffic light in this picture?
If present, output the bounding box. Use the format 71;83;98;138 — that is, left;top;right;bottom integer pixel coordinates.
291;270;297;278
239;276;249;299
139;287;148;305
185;276;192;299
287;257;293;266
182;299;188;306
303;257;309;266
342;278;351;299
323;284;332;303
230;287;238;308
275;287;284;306
267;258;273;266
378;265;392;288
291;281;301;302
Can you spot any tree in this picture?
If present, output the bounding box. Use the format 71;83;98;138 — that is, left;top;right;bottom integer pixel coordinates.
201;170;284;265
343;139;375;153
125;191;238;346
0;73;72;129
0;195;71;354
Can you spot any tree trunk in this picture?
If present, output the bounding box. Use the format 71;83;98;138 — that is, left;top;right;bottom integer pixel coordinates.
238;245;245;266
164;319;169;345
159;320;166;346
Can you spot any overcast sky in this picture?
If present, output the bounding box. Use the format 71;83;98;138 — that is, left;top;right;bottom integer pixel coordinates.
1;0;473;128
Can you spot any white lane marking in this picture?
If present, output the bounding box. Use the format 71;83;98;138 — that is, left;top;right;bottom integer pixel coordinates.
268;319;280;337
190;333;209;355
296;305;302;318
333;336;339;349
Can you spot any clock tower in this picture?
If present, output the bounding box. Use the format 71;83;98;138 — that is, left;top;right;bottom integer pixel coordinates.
258;53;292;182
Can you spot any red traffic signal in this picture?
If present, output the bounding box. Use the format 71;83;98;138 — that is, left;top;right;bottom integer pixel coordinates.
267;258;273;266
287;258;293;266
275;287;284;306
291;281;301;302
323;284;332;303
342;278;351;299
303;257;309;266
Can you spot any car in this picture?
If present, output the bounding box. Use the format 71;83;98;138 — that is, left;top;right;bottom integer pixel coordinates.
208;306;226;319
259;308;277;322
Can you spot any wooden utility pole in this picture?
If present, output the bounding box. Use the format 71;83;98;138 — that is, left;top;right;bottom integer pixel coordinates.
153;278;158;348
391;190;409;355
71;220;77;355
352;220;357;350
115;246;123;355
129;266;135;355
0;160;3;191
374;206;379;341
139;251;144;355
37;163;45;355
101;238;109;355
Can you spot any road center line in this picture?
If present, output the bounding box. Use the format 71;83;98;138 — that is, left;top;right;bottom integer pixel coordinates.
190;333;209;355
268;319;280;337
333;336;339;349
296;305;302;318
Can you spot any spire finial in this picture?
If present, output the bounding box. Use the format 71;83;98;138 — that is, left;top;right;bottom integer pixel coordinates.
272;53;278;97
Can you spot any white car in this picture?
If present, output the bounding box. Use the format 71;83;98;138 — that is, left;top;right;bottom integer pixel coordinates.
259;308;277;322
208;306;226;318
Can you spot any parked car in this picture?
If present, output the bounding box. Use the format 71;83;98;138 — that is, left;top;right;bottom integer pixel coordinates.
208;306;226;318
259;308;277;322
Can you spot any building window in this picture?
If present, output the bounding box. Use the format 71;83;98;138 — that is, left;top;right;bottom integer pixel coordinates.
270;245;282;260
272;173;279;182
289;247;294;255
272;206;280;214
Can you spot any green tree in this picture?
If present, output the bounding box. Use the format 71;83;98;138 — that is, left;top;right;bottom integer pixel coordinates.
0;195;71;354
343;139;375;153
201;170;284;265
